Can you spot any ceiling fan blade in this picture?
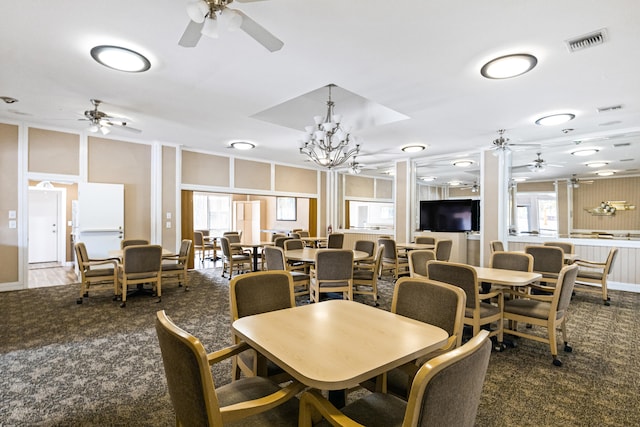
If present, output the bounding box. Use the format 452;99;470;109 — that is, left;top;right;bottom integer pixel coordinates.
179;20;204;47
236;10;284;52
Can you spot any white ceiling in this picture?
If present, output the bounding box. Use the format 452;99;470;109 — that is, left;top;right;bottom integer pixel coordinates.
1;1;639;186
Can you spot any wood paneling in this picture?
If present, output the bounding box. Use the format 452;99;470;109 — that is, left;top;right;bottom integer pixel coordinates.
28;128;79;175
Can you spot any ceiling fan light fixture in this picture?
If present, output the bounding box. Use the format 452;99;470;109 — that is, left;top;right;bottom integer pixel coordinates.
571;148;599;156
99;125;111;135
88;124;99;133
535;113;575;126
401;144;426;153
230;141;255;150
220;8;243;31
201;16;219;38
90;45;151;73
480;54;537;79
186;0;210;23
452;159;473;167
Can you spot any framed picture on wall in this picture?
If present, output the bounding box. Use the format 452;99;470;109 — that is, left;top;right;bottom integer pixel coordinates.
276;197;297;221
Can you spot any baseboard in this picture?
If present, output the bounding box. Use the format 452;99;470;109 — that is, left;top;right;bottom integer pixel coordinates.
608;281;640;293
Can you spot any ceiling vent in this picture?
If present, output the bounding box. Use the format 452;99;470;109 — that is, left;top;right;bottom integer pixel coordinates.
597;105;622;113
566;29;607;52
614;143;631;148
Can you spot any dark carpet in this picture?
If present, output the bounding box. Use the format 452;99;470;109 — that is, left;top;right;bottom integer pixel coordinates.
1;269;639;426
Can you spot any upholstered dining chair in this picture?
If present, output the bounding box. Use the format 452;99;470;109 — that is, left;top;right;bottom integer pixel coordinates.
415;236;436;245
310;249;354;302
353;240;376;266
274;236;292;249
118;244;163;307
408;249;436;278
327;233;345;248
525;245;565;287
503;264;579;366
434;239;453;261
543;241;575;255
223;231;249;256
489;240;505;253
161;239;192;291
74;242;119;304
299;330;491;427
121;238;149;249
427;260;504;350
352;245;384;305
229;271;296;383
263;246;310;297
297;230;310;238
220;237;250;279
378;238;410;280
574;247;618;305
289;232;301;239
283;238;309;272
193;231;215;265
155;310;302;426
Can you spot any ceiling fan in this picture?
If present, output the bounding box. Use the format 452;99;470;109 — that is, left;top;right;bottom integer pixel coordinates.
513;152;563;173
490;129;539;152
179;0;284;52
82;99;141;135
569;174;594;188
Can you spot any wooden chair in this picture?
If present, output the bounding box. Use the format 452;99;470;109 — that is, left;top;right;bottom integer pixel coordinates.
486;251;534;292
193;231;215;264
352;245;384;305
434;239;453;261
427;260;504;349
378;238;410;280
220;237;250;279
155;310;302;426
525;245;565;287
283;238;309;272
574;247;618;305
223;231;249;256
415;236;436;245
327;233;345;248
161;239;192;290
408;249;436;278
74;242;119;304
263;246;310;297
309;249;354;302
229;271;296;382
117;244;163;307
503;264;579;366
489;240;505;253
353;240;376;267
299;330;491;427
121;239;149;248
544;241;576;264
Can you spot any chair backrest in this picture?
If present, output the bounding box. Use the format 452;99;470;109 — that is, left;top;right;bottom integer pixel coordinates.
193;231;204;246
489;240;505;253
605;247;619;275
122;245;162;274
155;310;222;426
274;236;292;248
544;241;574;254
289;232;301;239
229;271;295;320
196;229;210;237
178;239;192;259
75;242;89;267
298;230;310;238
489;251;533;272
284;239;304;251
378;238;398;261
220;237;232;258
554;264;579;317
415;236;436;245
427;261;479;309
392;277;466;348
327;233;344;248
264;246;286;271
525;245;564;275
121;239;149;249
408;250;436;277
354;240;375;257
225;233;241;244
315;250;353;281
405;330;491;427
434;239;453;261
271;233;287;242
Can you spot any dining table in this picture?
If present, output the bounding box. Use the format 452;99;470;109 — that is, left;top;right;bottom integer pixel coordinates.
285;248;370;263
299;236;328;247
232;299;448;407
471;266;542;287
397;242;435;251
108;247;173;260
231;241;274;272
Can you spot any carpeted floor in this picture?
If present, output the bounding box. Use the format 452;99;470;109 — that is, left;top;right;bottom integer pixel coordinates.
1;268;639;426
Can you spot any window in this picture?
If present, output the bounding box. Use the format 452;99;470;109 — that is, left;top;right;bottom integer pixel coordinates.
515;192;557;235
276;197;297;221
348;201;394;230
193;193;231;235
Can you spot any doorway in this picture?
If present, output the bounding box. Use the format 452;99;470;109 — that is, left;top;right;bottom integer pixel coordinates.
28;186;65;264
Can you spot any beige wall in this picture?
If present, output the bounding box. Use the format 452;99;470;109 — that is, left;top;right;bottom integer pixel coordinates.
275;165;318;194
162;146;177;250
0;124;19;283
573;176;640;231
28;128;79;175
395;161;408;242
235;159;270;191
182;151;230;187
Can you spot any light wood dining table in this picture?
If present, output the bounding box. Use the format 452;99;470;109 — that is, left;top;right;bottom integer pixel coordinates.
232;299;448;406
299;236;328;247
397;242;435;251
285;248;370;263
471;266;542;287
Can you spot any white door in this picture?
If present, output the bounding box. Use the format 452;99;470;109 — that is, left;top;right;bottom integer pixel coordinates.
28;189;59;263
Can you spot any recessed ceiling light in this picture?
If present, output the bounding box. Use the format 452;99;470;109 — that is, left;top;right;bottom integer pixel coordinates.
586;161;608;168
571;148;599;156
513;177;528;182
230;141;255;150
480;54;537;79
90;45;151;73
420;176;436;182
448;181;462;186
596;170;615;176
452;160;473;167
535;113;576;126
401;144;426;153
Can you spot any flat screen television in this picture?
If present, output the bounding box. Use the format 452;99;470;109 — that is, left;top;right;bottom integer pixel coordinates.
419;199;480;232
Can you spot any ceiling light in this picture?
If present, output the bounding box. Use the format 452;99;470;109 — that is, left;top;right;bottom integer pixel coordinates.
90;45;151;73
299;84;359;169
513;177;527;182
535;113;576;126
586;161;608;168
186;0;210;23
480;54;537;79
571;148;599;156
596;170;615;176
201;16;219;38
452;160;473;167
421;176;436;182
449;181;462;186
230;141;255;150
401;144;426;153
1;96;18;104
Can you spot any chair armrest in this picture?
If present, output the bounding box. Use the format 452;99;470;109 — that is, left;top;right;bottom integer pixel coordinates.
221;380;306;424
528;283;556;293
574;260;606;269
299;389;365;427
503;289;553;302
162;254;179;260
86;259;119;268
207;341;251;365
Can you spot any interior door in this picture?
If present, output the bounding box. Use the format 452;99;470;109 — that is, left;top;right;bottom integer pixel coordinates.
28;189;59;263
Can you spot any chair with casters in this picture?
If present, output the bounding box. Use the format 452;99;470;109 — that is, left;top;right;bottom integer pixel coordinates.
379;277;467;399
574;247;618;305
263;245;310;297
220;237;251;279
283;238;309;272
309;249;354;302
297;230;310;238
299;330;491;427
155;310;302;427
352;245;384;305
271;233;287;242
525;245;565;287
274;236;292;249
427;260;504;350
353;240;376;267
74;242;119;304
327;233;345;248
489;240;505;253
229;271;296;383
121;239;149;249
378;238;410;280
289;232;301;239
161;239;192;291
544;241;576;264
117;244;163;307
415;236;436;245
223;231;250;256
193;231;215;265
486;251;534;293
503;264;579;366
434;239;453;261
408;249;436;278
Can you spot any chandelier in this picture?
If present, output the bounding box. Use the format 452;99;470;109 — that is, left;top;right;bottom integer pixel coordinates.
299;85;360;169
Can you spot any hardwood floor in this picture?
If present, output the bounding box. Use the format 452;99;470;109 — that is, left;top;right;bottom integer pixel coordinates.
28;263;78;288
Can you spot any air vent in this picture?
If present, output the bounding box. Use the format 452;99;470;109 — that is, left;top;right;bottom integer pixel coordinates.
597;105;623;113
614;143;631;148
566;29;607;52
620;158;634;162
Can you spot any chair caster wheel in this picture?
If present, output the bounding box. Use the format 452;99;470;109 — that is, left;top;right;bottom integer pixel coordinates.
552;358;563;367
493;342;506;352
120;302;126;308
184;286;190;292
83;292;89;297
604;300;610;306
564;344;573;353
156;297;162;304
77;298;83;304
